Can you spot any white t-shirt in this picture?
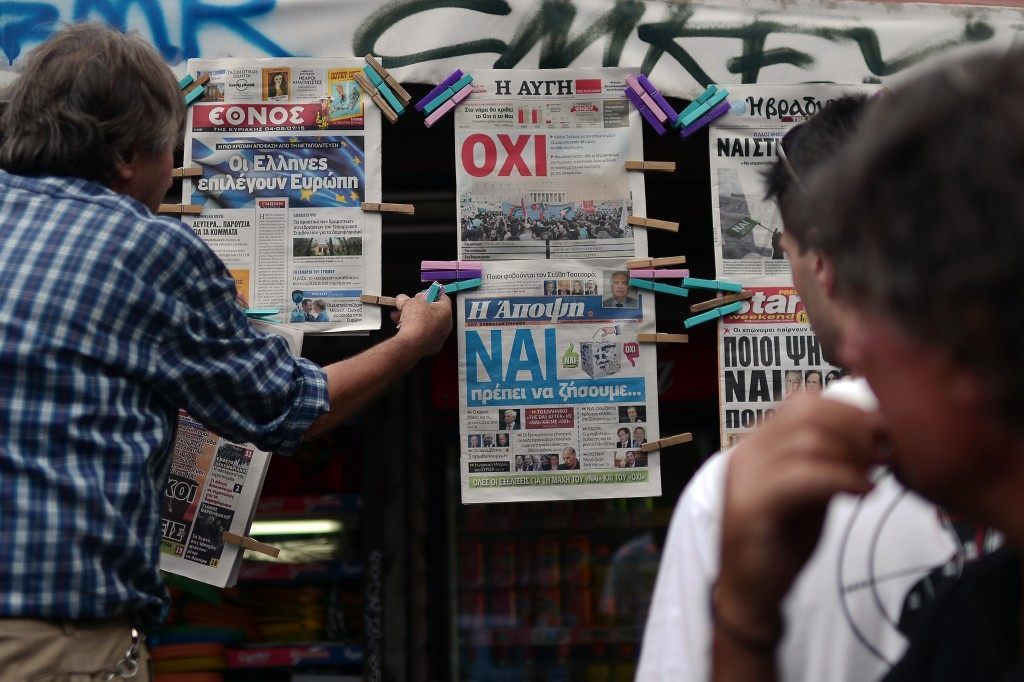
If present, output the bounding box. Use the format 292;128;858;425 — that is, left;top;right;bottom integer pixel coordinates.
637;378;959;681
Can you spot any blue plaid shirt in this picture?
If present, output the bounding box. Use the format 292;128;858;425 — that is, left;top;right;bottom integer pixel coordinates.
0;171;329;628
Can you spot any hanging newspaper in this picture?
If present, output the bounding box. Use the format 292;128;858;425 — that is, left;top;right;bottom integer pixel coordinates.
183;58;382;333
718;287;842;447
159;321;302;586
455;68;648;262
709;84;878;285
458;260;661;503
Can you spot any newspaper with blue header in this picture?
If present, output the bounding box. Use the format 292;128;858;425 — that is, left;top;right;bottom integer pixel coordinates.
458;259;661;503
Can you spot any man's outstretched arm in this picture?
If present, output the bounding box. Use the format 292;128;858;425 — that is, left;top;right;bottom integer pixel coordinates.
304;292;452;440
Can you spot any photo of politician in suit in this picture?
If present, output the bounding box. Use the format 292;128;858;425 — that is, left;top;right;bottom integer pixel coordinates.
498;409;521;431
602;271;638;308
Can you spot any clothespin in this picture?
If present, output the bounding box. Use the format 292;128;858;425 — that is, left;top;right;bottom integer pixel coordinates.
689;290;754;313
362;202;415;215
361;65;405;116
157;204;202;215
222;531;280;558
353;71;399;124
244;308;281;319
443;278;482;294
359;294;398;308
683;301;743;329
676;85;719;124
682;277;743;293
624;161;676;173
635;74;679;123
680;100;731;139
424;82;473;128
420;261;482;281
637;333;689;344
629;278;689;298
364;54;412;106
179;73;209;106
425;281;443;303
628;268;689;279
641;432;694;452
624;86;666;136
626;216;679;233
627;255;687;269
417;70;463;111
679;87;729;128
171;167;203;178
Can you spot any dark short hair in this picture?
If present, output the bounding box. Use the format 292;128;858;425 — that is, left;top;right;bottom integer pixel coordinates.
807;49;1024;425
763;95;870;248
0;22;184;184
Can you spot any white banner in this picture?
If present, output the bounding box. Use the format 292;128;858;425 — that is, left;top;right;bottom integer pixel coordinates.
5;1;1020;98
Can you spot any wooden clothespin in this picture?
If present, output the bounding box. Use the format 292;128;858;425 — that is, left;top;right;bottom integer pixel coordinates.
361;202;415;215
689;290;754;313
171;166;203;178
627;255;687;269
353;70;399;124
627;216;679;233
157;204;203;215
641;432;693;453
364;54;412;106
222;531;280;558
624;160;676;172
359;294;398;308
637;333;689;343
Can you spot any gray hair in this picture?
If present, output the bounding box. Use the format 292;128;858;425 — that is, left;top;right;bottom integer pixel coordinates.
0;22;184;184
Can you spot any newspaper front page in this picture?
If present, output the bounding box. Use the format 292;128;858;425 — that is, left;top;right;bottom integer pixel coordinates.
183;58;382;333
160;411;271;587
458;260;661;503
717;287;842;446
455;69;648;262
709;84;878;285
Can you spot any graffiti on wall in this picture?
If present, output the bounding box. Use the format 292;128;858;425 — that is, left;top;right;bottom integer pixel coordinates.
2;0;1022;94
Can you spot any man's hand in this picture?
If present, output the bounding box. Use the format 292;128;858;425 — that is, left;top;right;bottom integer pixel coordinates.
391;292;452;358
716;395;889;644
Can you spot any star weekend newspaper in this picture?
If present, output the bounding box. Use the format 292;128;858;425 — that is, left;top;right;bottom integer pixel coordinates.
458;260;661;503
706;83;872;444
183;58;382;333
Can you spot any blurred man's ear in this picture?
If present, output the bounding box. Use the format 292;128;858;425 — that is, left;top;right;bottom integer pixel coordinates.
814;250;836;298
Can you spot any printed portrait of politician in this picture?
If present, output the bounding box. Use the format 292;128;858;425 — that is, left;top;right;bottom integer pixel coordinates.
618;405;646;423
498;409;521;431
602;271;638;308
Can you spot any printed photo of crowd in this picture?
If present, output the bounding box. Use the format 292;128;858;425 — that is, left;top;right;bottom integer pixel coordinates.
460;197;631;243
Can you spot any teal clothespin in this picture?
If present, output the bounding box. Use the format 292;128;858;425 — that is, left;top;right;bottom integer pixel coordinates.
653;282;689;298
683;301;743;329
244;308;282;319
680;88;729;127
362;65;404;115
630;278;689;298
682;277;742;293
425;281;443;302
444;278;482;293
179;74;196;89
675;85;718;126
184;86;205;106
629;277;658;292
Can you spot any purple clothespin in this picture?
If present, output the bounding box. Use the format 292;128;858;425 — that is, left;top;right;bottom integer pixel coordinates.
416;69;463;112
